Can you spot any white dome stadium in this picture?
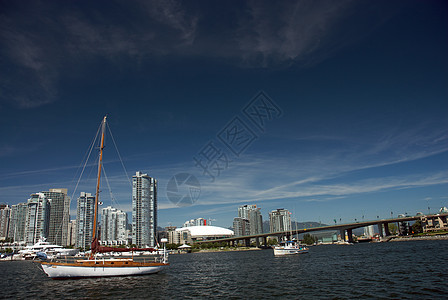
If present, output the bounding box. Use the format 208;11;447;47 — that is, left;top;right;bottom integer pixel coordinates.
176;225;234;238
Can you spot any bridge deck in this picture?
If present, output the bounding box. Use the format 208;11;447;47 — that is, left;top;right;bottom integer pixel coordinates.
195;213;448;244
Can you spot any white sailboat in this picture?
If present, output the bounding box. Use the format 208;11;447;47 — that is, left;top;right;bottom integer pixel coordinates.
40;116;169;279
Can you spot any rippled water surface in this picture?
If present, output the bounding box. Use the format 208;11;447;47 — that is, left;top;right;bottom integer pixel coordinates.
2;240;447;299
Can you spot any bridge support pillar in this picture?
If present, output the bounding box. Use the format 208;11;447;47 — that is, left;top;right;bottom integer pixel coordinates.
346;229;354;243
263;236;267;247
377;224;384;238
384;223;391;236
245;238;250;247
340;229;346;242
256;237;260;248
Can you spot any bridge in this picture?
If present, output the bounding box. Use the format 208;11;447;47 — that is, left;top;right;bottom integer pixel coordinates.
195;213;448;246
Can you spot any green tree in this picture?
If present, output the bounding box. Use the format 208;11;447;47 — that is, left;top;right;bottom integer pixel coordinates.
388;223;398;235
303;233;317;245
268;238;278;246
166;243;180;250
411;220;423;234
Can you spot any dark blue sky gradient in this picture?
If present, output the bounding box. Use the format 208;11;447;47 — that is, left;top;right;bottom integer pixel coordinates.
1;0;447;227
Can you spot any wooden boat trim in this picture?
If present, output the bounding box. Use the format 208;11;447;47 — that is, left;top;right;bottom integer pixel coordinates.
41;261;170;267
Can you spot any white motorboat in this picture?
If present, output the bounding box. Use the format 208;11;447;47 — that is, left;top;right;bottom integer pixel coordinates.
273;240;309;256
19;238;79;259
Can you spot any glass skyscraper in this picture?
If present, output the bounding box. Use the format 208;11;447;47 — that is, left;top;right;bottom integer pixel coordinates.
233;217;250;236
101;206;128;245
43;188;70;246
238;204;263;235
75;192;95;249
132;171;157;247
269;208;292;233
25;193;50;245
0;205;10;239
8;203;27;243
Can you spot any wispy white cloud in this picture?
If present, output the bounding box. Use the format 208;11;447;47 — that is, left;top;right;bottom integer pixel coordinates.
1;0;393;108
283;121;448;176
140;0;198;45
0;0;200;108
2;115;446;215
237;0;356;66
0;146;18;158
192;165;448;207
163;121;448;208
0;27;58;108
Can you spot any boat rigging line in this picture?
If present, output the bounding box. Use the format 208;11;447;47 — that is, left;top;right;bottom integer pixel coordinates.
101;164;123;210
70;121;102;202
106;121;132;189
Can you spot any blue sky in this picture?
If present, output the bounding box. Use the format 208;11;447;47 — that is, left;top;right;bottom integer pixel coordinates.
1;0;447;228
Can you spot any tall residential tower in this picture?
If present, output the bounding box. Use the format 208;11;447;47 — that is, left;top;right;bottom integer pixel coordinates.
43;188;70;246
0;205;10;240
25;193;50;245
75;192;95;249
101;206;128;245
132;171;157;247
269;208;292;233
238;205;263;235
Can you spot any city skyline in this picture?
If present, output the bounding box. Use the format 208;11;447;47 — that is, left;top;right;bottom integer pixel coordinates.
0;1;447;229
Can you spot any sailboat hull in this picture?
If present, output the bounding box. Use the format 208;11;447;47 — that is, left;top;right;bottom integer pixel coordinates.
41;261;169;279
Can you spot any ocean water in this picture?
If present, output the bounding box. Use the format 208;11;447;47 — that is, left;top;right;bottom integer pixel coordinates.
1;240;447;299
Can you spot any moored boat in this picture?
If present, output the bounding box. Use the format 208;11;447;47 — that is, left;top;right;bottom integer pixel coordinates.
41;256;168;278
40;116;169;279
19;238;79;260
273;240;309;256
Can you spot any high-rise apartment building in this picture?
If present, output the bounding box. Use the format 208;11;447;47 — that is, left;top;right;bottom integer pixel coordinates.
269;208;291;233
101;206;128;245
8;203;27;243
238;204;263;235
0;205;10;240
75;192;95;249
233;217;250;236
132;171;157;247
364;225;375;237
6;205;15;240
43;189;70;246
166;226;178;244
25;193;50;245
67;219;77;246
183;218;207;227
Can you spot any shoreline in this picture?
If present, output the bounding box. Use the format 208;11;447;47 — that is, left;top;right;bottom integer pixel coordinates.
388;234;448;242
195;247;263;253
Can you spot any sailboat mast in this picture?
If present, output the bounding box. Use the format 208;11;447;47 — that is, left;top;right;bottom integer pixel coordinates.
92;116;107;242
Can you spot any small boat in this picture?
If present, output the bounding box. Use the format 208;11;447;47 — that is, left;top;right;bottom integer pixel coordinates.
40;116;169;279
273;240;309;256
